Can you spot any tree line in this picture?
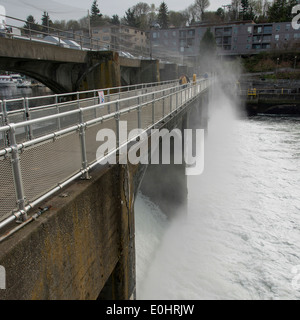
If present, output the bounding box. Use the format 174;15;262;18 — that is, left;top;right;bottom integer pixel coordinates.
22;0;300;33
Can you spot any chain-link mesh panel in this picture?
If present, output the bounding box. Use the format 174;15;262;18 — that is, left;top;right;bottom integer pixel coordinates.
0;132;5;149
28;96;56;109
154;99;164;123
0;155;17;222
7;111;26;125
119;110;138;145
20;131;82;202
5;99;24;112
141;103;154;130
30;106;57;120
85;118;116;165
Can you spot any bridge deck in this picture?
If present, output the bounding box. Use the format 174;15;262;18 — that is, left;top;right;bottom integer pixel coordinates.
0;78;210;231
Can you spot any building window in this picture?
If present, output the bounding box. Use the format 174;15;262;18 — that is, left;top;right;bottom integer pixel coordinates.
187;38;194;46
276;25;281;32
188;29;195;37
224;27;232;35
254;26;262;33
247;26;252;34
263;25;273;34
172;31;177;37
215;28;223;36
246;44;251;49
179;30;186;38
262;43;271;49
285;34;290;41
253;35;262;42
275;34;280;41
263;35;271;41
252;44;261;49
216;37;222;45
286;24;291;31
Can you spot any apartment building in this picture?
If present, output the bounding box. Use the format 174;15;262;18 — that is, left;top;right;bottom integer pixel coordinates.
91;25;149;56
150;20;300;63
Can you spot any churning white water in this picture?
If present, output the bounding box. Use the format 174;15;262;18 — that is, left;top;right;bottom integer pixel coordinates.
135;82;300;300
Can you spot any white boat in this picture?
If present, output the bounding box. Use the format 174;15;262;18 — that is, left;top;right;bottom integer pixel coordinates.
10;74;22;83
0;75;17;87
16;79;31;88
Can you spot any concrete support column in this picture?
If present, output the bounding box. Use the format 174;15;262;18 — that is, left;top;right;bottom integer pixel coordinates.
140;60;160;84
98;164;136;300
140;118;188;219
79;51;121;92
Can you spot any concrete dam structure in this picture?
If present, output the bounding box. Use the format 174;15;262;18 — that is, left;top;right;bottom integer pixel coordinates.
0;37;212;299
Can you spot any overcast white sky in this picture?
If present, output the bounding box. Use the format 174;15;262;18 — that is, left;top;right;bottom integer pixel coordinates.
0;0;231;22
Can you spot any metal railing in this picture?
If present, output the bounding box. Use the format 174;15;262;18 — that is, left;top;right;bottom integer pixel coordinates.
0;79;178;142
0;78;210;230
240;88;300;100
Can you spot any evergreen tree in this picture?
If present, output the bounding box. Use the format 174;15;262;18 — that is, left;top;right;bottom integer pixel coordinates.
111;15;120;25
199;28;216;56
41;12;53;33
267;0;298;22
241;0;256;20
199;28;216;72
24;15;40;33
90;0;103;26
157;2;169;29
124;8;140;28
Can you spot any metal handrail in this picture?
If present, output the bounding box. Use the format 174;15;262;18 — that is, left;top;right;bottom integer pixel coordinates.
0;78;211;231
1;79;178;115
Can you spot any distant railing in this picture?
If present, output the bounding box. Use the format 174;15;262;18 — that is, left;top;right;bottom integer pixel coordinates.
0;78;211;230
241;88;300;100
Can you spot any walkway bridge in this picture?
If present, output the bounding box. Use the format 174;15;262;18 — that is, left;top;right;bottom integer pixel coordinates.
0;14;188;93
0;77;211;300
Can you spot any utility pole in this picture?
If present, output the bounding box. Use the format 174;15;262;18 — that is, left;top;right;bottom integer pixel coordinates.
88;10;91;38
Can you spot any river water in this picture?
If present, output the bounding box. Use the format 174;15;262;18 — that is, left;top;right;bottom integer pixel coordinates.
0;86;53;101
135;83;300;300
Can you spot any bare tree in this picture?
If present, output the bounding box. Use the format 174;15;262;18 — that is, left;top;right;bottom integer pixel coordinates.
194;0;210;22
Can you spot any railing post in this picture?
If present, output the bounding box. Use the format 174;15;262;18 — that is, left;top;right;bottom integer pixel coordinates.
176;87;179;111
2;100;9;146
0;100;3;126
107;89;111;114
152;93;155;124
24;98;33;140
162;91;165;119
9;124;27;221
79;109;90;180
115;101;120;151
170;89;173;114
55;95;61;131
137;96;141;129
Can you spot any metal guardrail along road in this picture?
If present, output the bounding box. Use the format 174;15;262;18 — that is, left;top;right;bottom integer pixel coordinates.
0;78;211;230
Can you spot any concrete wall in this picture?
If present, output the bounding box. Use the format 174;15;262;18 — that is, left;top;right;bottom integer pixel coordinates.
0;163;138;300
